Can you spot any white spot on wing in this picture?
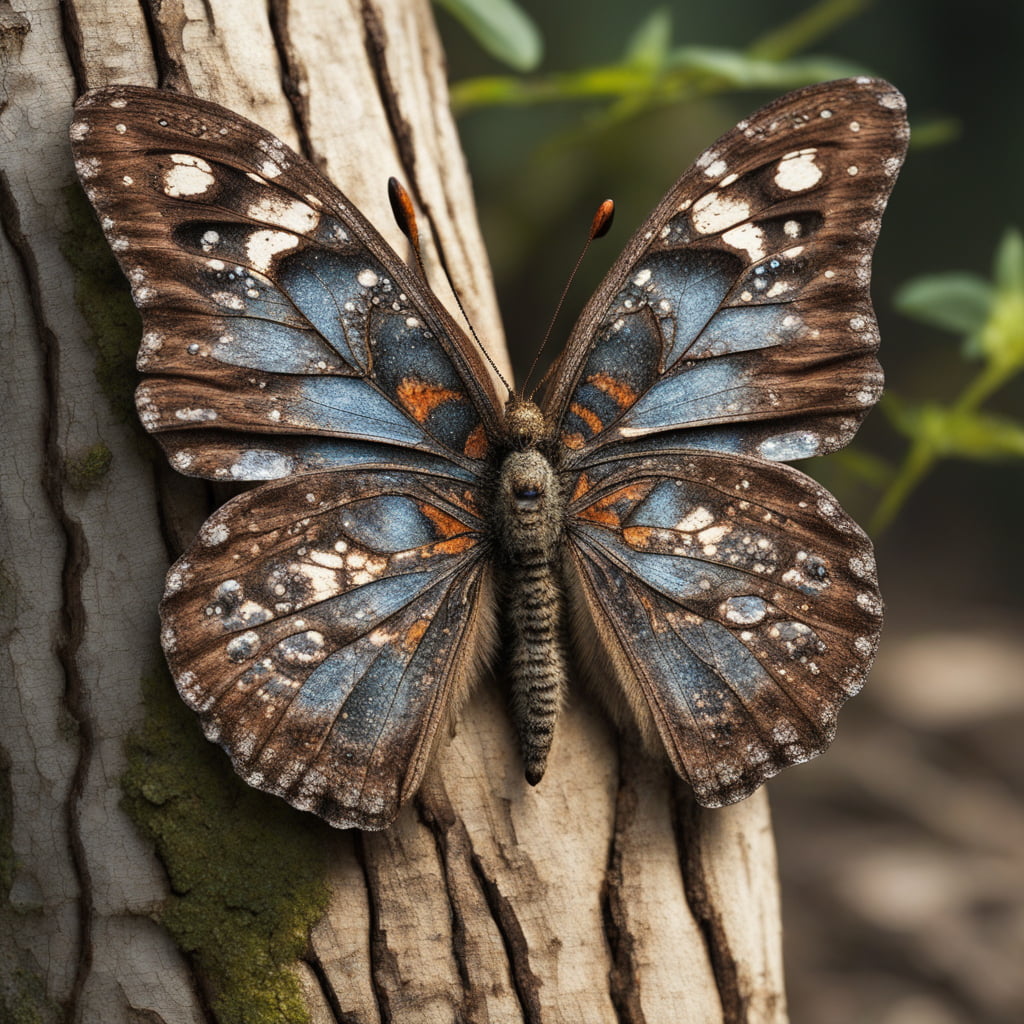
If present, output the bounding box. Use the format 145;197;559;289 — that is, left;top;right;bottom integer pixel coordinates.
675;506;715;532
691;192;751;235
774;149;823;192
175;407;218;422
245;230;300;273
163;154;216;197
76;157;100;179
721;223;767;260
246;195;319;234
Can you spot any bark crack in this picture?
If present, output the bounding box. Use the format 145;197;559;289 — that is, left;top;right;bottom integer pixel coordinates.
674;785;746;1023
302;952;349;1024
357;830;393;1024
267;0;315;163
360;0;416;189
139;0;191;93
468;851;543;1023
57;0;86;96
600;746;645;1024
0;170;95;1024
416;784;495;1022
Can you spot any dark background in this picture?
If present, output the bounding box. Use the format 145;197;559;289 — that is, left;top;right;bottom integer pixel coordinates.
436;3;1024;1022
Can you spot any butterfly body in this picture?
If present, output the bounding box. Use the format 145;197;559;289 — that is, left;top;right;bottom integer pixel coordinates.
493;400;571;784
71;78;907;830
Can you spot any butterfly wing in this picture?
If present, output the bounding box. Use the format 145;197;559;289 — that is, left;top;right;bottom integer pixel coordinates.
543;78;908;465
160;465;494;830
71;86;503;828
565;450;881;806
554;79;905;804
70;86;501;481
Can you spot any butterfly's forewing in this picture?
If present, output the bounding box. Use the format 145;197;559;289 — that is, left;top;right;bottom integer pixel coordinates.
543;78;908;465
566;450;882;805
161;466;494;829
70;86;503;829
70;86;502;482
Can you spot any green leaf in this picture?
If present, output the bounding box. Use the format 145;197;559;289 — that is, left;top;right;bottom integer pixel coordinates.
907;116;960;150
436;0;542;72
994;227;1024;294
885;398;1024;459
894;273;994;334
665;47;867;88
829;446;895;488
624;8;672;69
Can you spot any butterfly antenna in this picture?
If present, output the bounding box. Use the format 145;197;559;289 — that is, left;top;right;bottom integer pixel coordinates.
525;199;615;401
388;177;513;399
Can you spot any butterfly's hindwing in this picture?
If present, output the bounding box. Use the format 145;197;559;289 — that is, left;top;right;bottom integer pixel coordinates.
546;78;908;467
160;466;494;829
565;450;882;806
71;86;501;482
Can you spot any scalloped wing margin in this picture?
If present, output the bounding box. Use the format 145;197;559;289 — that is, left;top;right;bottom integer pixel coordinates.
544;78;908;468
160;467;496;830
71;86;501;480
564;449;882;806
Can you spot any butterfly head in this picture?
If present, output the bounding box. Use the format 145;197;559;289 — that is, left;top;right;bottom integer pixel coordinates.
503;397;548;451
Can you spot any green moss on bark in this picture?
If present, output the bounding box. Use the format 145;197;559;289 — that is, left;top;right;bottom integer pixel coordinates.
0;968;54;1024
123;669;332;1024
61;185;142;423
63;442;113;491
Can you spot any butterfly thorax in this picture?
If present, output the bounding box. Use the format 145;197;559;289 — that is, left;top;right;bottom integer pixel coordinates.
494;398;568;785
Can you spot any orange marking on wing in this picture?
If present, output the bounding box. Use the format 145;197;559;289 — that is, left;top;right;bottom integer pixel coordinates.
463;423;487;459
571;473;592;503
403;618;430;652
396;379;462;423
562;432;585;450
637;591;665;633
578;482;654;529
588;371;638;409
622;525;656;549
429;537;476;556
570;401;603;435
419;503;466;539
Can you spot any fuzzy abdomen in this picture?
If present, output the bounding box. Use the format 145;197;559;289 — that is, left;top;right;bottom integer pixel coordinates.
495;448;568;784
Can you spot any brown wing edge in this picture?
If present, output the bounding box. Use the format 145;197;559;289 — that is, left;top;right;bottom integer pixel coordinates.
562;458;883;808
70;84;505;439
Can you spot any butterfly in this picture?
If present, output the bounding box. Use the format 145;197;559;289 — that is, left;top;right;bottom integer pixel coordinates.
70;78;907;830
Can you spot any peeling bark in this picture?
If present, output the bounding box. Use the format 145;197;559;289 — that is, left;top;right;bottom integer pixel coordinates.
0;0;789;1020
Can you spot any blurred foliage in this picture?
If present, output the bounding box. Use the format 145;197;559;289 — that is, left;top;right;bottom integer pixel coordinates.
872;229;1024;532
450;0;870;122
435;0;543;71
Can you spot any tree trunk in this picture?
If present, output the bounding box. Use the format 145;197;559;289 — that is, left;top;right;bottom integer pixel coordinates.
0;0;789;1020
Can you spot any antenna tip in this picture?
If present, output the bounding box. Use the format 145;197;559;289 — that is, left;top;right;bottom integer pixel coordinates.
591;199;615;239
388;177;419;245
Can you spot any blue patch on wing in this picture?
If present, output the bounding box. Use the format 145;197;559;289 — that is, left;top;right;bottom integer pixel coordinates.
338;495;449;551
631;250;741;367
282;376;429;445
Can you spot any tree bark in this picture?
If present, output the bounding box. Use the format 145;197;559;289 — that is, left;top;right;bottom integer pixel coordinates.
0;0;789;1021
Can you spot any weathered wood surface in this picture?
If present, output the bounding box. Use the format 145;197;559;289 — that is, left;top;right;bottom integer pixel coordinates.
0;0;788;1020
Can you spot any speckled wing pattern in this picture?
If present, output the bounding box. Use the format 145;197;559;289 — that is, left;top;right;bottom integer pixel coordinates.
161;467;493;829
555;78;907;804
71;86;500;482
70;86;501;829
